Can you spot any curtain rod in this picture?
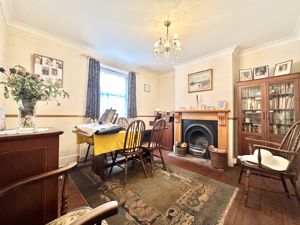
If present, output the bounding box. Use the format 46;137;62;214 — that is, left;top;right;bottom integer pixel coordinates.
79;53;129;75
80;53;101;61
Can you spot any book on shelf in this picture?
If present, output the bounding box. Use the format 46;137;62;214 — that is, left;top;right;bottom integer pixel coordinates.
269;96;294;109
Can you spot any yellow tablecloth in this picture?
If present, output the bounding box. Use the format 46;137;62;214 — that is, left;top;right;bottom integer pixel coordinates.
93;131;126;155
75;131;126;155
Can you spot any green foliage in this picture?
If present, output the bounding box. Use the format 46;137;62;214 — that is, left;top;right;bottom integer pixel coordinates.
0;65;69;105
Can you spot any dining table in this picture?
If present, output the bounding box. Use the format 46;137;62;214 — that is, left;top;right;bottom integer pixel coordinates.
73;128;152;180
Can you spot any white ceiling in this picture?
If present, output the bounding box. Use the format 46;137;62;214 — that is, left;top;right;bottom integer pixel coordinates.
3;0;300;74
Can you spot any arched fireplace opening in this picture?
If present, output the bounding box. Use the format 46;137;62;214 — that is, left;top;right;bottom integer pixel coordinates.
182;120;218;159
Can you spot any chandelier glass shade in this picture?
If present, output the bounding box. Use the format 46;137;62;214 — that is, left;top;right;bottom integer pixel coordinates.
154;20;181;58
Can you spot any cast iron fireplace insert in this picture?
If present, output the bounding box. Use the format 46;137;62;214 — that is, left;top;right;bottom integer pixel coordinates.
182;120;218;158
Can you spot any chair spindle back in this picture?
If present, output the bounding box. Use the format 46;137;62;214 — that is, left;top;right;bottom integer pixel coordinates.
123;120;145;154
148;119;166;148
117;117;129;128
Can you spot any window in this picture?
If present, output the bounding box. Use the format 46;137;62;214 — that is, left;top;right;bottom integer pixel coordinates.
100;67;128;117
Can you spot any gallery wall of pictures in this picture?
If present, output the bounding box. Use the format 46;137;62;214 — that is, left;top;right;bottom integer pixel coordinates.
33;54;63;86
239;60;293;82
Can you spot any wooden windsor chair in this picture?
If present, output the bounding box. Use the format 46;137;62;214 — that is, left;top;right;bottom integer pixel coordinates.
238;120;300;206
109;120;147;186
142;118;166;176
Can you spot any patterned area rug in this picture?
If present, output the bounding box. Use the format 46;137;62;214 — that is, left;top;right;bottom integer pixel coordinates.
71;163;237;225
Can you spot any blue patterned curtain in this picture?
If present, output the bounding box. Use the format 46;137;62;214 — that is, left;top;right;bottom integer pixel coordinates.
85;58;100;120
127;71;137;118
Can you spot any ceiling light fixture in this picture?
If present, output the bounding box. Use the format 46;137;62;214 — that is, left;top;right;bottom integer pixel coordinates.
154;20;181;58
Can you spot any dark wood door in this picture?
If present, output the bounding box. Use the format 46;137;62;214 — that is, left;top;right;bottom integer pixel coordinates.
0;129;63;225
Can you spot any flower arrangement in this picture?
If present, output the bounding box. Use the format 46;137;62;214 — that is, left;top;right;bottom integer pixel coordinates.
0;65;69;128
0;65;69;104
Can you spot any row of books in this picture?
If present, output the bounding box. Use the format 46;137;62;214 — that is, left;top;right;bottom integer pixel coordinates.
269;111;295;125
242;98;261;110
269;96;294;110
269;82;294;95
244;114;261;124
272;125;291;135
242;87;261;98
242;124;262;133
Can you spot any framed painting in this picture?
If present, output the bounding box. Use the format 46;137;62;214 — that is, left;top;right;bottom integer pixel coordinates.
33;54;64;86
253;65;269;79
274;60;292;76
239;68;252;81
188;69;212;93
144;84;151;92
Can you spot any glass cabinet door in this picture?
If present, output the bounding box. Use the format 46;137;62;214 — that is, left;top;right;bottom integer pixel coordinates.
269;82;295;135
241;86;262;134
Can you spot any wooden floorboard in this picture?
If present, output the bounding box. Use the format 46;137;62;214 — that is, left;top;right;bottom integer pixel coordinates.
63;150;300;225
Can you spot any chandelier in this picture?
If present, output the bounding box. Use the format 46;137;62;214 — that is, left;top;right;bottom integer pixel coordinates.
154;20;181;58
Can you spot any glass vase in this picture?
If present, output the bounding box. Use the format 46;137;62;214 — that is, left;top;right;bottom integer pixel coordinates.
17;99;37;129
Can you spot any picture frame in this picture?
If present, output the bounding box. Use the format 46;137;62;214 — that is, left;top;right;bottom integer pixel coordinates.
188;69;212;93
144;84;151;92
217;100;227;110
33;54;64;86
239;68;252;81
253;65;269;80
274;60;292;76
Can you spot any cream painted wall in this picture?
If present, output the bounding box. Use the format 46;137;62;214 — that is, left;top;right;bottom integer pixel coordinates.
157;72;175;112
175;54;235;115
174;53;236;166
239;40;300;75
2;25;159;165
136;72;158;115
0;6;6;65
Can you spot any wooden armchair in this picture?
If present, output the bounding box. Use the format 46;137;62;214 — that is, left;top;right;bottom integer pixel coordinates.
238;121;300;206
0;162;118;225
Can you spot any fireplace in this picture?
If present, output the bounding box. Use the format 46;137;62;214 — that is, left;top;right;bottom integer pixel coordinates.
183;120;218;158
174;110;230;160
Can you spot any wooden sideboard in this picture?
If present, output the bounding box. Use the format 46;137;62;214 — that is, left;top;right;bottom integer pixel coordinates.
0;128;63;225
161;122;174;151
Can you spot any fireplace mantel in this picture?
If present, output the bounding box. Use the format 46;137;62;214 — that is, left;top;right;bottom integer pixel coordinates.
175;110;230;152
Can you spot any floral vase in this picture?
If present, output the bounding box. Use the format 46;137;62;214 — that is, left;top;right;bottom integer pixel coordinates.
17;99;37;129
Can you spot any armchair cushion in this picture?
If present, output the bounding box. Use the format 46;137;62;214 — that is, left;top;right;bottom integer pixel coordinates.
46;206;108;225
238;149;289;171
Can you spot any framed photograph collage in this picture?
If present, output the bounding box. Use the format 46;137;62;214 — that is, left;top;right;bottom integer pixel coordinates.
239;60;293;82
33;54;64;86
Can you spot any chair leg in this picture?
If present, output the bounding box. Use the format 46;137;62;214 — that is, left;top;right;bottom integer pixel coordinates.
84;144;91;163
158;148;166;170
124;155;128;186
131;154;135;166
150;151;154;177
238;166;244;184
139;153;147;178
280;175;289;198
244;169;251;207
290;176;300;203
109;151;118;176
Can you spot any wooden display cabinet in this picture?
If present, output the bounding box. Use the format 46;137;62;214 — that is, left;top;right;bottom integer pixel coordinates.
236;73;300;155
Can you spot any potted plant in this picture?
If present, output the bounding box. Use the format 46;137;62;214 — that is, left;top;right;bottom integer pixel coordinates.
0;65;69;129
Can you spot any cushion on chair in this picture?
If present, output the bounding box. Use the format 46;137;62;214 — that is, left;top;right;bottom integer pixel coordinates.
46;206;108;225
238;149;289;171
